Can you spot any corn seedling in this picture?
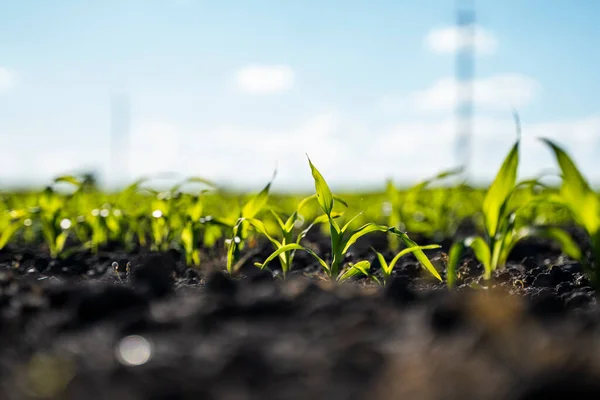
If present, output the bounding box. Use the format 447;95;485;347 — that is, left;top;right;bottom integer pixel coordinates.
248;196;347;278
540;138;600;287
256;157;442;283
34;176;83;259
224;174;275;275
447;141;526;284
372;243;442;286
444;138;579;287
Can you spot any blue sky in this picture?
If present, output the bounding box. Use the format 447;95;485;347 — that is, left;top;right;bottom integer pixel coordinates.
1;0;599;191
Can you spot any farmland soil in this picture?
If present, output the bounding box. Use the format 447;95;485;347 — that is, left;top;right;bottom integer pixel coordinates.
1;230;600;400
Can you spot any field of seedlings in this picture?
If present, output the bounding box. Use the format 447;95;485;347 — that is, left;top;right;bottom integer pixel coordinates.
2;138;600;399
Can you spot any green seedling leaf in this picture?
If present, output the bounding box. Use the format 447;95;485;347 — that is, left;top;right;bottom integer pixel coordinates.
541;138;600;235
296;213;341;244
242;179;272;219
54;231;69;258
284;211;298;232
374;244;441;285
270;210;288;232
256;243;330;274
307;156;334;216
333;195;349;209
297;194;348;214
255;243;305;270
432;166;466;181
342;223;390;255
53;175;83;188
237;217;282;251
482;141;519;239
181;224;198;265
374;250;388;273
392;229;443;281
465;236;492;280
341;212;364;233
337;260;372;283
302;247;330;273
226;224;241;275
531;226;582;261
386;244;442;274
446;242;464;289
0;222;22;250
296;194;317;213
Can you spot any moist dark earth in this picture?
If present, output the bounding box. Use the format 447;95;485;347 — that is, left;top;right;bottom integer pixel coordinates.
1;229;600;400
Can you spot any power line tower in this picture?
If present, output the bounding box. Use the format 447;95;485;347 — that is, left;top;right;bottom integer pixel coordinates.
455;0;476;179
110;93;131;188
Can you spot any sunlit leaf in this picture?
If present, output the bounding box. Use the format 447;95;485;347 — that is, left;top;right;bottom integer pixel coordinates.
337;260;371;283
387;244;442;273
284;211;298;232
237;217;281;248
242;179;272;219
392;228;443;281
541;138;600;235
53;175;82;188
0;222;21;250
446;242;464;289
255;243;305;270
341;223;390;255
307;156;334;216
465;236;492;280
531;226;582;261
341;211;364;233
270;210;287;231
482;141;519;238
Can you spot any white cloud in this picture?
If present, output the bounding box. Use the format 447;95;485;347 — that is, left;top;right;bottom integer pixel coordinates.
233;64;295;95
0;67;16;92
409;74;540;112
104;112;600;191
425;25;497;55
3;112;600;189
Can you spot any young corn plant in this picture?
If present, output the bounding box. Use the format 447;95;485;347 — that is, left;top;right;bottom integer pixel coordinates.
224;174;276;275
445;139;578;287
446;141;525;284
239;196;346;278
256;156;442;283
175;178;216;266
140;177;214;253
33;176;83;259
0;208;27;251
540;138;600;287
371;244;442;286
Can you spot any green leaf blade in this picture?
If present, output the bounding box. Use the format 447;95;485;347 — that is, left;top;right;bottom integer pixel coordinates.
446;242;464;289
337;260;371;283
341;223;390;255
465;236;492;280
394;230;443;282
307;156;334;216
541;138;600;235
482;141;519;238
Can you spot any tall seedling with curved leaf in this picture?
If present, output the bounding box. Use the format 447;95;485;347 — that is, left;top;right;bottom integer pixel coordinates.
541;138;600;287
447;141;523;284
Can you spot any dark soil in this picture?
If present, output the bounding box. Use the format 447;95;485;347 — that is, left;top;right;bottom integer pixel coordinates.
1;230;599;400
